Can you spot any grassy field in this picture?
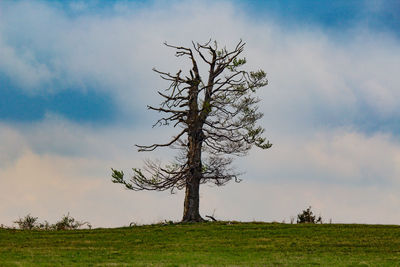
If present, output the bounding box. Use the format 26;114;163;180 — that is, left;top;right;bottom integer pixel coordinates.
1;222;400;266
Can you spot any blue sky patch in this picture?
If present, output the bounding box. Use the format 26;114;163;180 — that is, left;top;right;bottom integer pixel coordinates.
238;0;400;36
0;74;115;123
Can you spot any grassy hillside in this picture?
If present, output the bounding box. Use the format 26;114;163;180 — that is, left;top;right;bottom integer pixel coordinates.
1;222;400;266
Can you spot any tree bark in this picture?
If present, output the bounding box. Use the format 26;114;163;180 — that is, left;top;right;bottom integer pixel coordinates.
182;126;205;222
182;80;205;222
182;175;203;222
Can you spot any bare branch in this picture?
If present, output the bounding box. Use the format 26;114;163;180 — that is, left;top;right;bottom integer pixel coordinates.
136;129;187;152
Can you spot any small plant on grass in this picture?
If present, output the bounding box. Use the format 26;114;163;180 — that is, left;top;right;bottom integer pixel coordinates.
38;221;53;230
14;214;39;230
54;213;91;230
13;213;91;230
297;206;322;224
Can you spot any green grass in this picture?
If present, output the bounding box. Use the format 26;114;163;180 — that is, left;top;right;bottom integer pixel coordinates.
1;222;400;266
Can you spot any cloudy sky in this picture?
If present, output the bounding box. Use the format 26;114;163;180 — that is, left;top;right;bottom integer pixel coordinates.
1;0;400;227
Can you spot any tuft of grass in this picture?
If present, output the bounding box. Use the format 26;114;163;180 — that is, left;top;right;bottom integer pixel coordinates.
0;222;400;266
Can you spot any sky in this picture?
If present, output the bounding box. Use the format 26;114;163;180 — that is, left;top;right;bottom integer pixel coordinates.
1;0;400;227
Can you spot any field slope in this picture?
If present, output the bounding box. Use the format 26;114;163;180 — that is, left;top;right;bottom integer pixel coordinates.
1;222;400;266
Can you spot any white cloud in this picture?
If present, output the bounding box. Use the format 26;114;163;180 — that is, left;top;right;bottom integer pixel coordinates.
0;35;53;89
1;118;400;226
0;119;182;227
0;124;28;167
0;148;183;227
244;130;400;186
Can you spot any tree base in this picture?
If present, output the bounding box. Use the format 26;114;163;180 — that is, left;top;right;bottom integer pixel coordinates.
182;213;206;223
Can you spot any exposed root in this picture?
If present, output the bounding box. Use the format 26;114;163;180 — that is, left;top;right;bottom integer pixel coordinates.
205;215;217;222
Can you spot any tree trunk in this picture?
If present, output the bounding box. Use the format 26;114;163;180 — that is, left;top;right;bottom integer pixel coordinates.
182;82;205;222
182;129;205;222
182;176;203;222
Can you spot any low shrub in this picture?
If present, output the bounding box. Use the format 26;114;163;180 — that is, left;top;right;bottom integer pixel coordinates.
13;213;91;230
297;206;322;224
54;213;91;230
14;214;39;230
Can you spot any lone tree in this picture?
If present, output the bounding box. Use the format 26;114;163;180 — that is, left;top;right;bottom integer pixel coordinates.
112;40;272;222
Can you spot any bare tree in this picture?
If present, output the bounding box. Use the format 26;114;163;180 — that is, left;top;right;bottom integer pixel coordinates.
112;40;272;222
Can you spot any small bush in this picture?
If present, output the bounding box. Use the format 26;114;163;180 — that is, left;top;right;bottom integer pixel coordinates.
14;213;91;230
37;220;58;230
54;213;91;230
297;206;322;224
14;214;39;230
